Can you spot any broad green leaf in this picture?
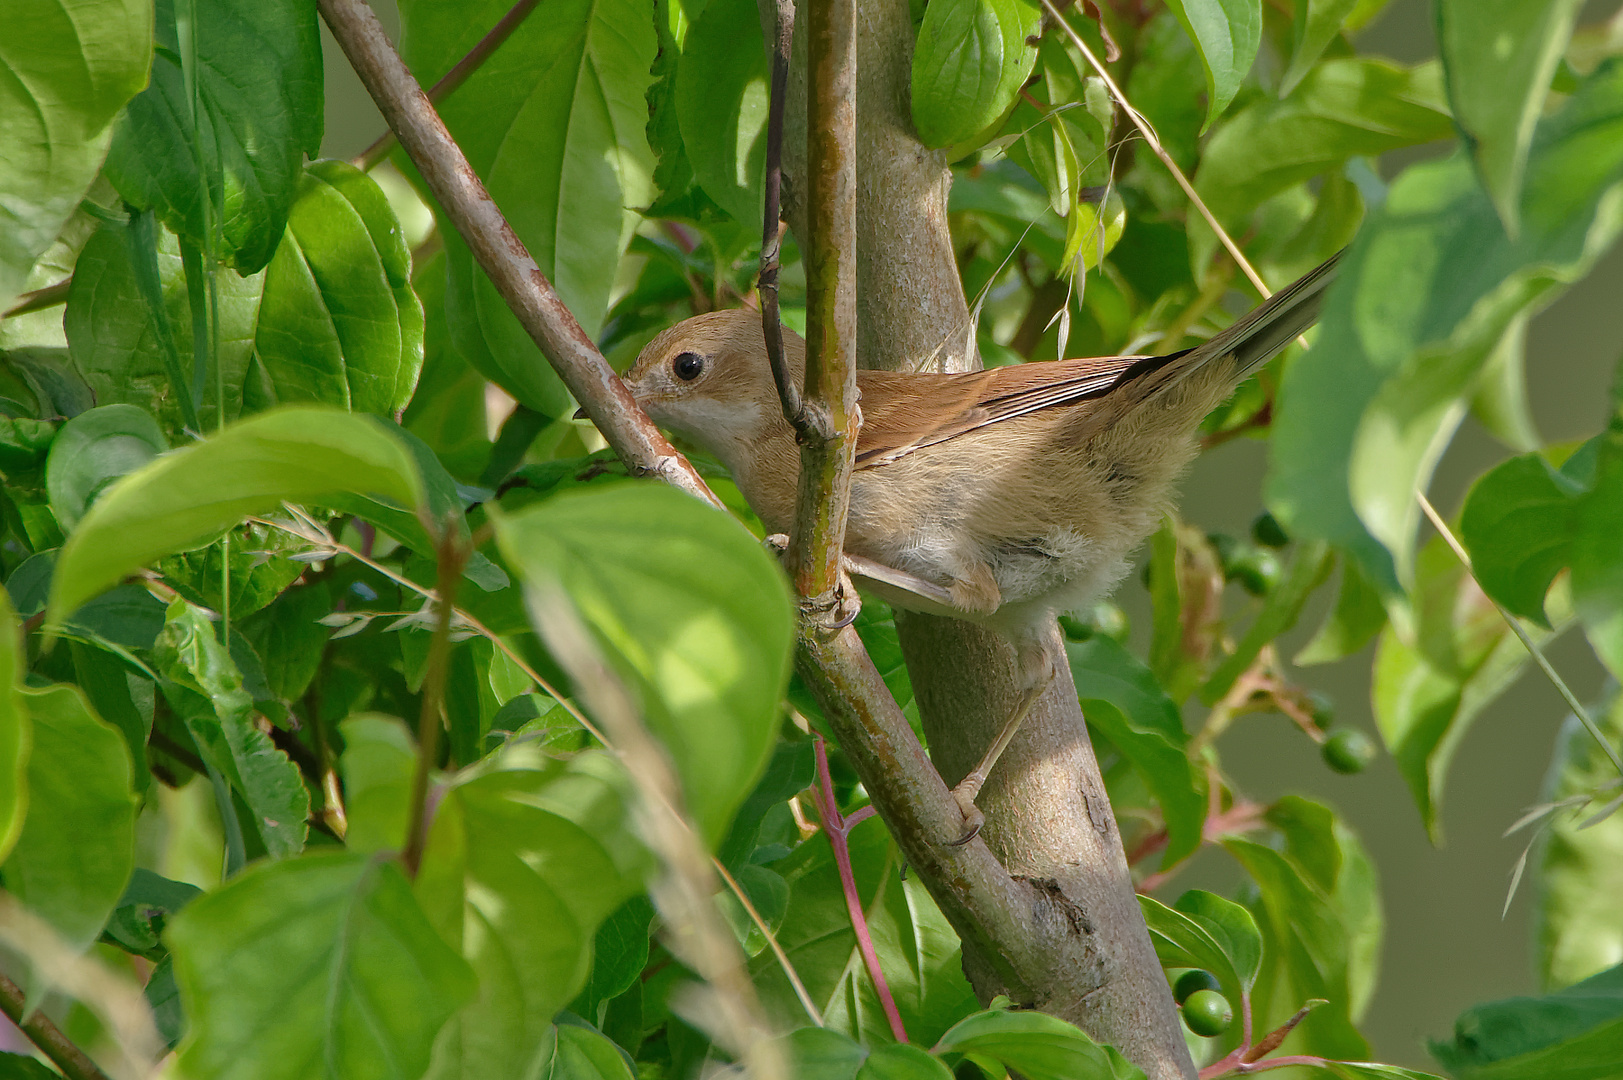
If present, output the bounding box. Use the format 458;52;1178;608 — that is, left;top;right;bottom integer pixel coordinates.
398;0;656;413
256;161;425;415
5;684;137;950
934;1008;1147;1080
68;641;152;796
1164;0;1262;129
1067;637;1204;867
1429;961;1623;1080
535;1023;637;1080
64;219;265;435
1268;60;1623;605
1192;58;1451;274
1570;430;1623;679
573;896;654;1027
751;814;978;1047
45;404;167;532
415;751;650;1080
239;581;332;702
1140;889;1262;995
1459;451;1583;626
859;1044;954;1080
781;1027;866;1080
0;1052;65;1080
0;0;151;311
910;0;1042;149
1373;537;1564;840
1280;0;1359;96
157;599;309;857
1470;311;1541;451
45;407;424;627
675;0;769;225
101;867;201;958
169;851;477;1080
493;484;793;843
1295;554;1388;665
1536;694;1623;991
103;0;323;272
1438;0;1583;235
0;590;24;865
157;521;308;622
147;954;185;1050
1203;540;1332;702
1226;799;1380;1055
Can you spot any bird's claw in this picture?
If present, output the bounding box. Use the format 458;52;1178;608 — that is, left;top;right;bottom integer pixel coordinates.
948;787;985;847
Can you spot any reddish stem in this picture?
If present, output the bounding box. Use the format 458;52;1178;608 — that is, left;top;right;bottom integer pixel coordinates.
812;736;909;1043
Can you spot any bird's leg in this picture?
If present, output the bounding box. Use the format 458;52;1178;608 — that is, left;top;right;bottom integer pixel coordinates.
762;534;864;629
948;639;1058;846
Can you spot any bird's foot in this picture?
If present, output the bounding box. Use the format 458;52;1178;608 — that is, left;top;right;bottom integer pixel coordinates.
948;781;986;846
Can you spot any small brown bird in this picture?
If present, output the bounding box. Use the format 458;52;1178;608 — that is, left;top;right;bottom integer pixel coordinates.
622;252;1341;841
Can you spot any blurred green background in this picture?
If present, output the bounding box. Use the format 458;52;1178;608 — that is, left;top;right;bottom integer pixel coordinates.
316;0;1623;1066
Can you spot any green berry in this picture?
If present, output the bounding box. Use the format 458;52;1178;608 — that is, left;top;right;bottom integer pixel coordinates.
1173;968;1220;1004
1228;547;1281;596
1322;728;1376;774
1182;989;1233;1037
1251;511;1290;548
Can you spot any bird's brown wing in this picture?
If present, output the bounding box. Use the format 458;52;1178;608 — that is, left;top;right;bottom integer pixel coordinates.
853;354;1159;466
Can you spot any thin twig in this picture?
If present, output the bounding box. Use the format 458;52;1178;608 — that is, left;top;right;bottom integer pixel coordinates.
0;972;113;1080
2;278;71;318
401;516;467;877
1039;0;1272;298
812;736;908;1042
351;0;542;171
1417;490;1623;779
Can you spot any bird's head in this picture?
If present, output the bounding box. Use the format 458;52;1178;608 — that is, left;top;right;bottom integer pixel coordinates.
623;308;802;456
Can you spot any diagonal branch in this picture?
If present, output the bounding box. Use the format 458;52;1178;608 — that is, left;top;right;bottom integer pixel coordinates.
317;0;722;510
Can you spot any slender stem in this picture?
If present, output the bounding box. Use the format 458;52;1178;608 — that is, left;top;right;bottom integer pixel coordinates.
351;0;543;171
1039;0;1272;298
317;0;722;507
401;518;467;877
759;0;805;431
711;857;824;1027
812;737;908;1043
0;972;113;1080
1417;491;1623;778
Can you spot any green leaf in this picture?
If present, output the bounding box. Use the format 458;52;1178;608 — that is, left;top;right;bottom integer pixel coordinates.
157;598;309;858
1139;890;1259;1029
1203;540;1332;702
781;1027;866;1080
1373;537;1563;840
1570;431;1623;680
751;814;978;1047
1192;58;1451;274
414;751;650;1080
1268;59;1623;606
0;1052;67;1080
45;407;424;628
934;1008;1147;1080
44;404;167;532
493;483;793;843
103;0;324;272
169;851;478;1080
1067;637;1205;867
0;0;150;310
101;867;201;958
1429;961;1623;1080
909;0;1042;149
1536;693;1623;991
255;161;425;415
1225;800;1381;1057
536;1023;637;1080
336;714;416;856
674;0;769;225
1295;554;1388;665
64;219;266;435
1280;0;1359;96
147;953;185;1050
1438;0;1583;235
574;896;654;1026
0;588;25;866
1164;0;1262;129
157;521;308;623
5;684;137;950
398;0;656;412
859;1044;955;1080
239;581;332;702
1460;451;1582;626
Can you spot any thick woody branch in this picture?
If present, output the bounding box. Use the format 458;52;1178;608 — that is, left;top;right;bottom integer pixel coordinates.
316;0;722;511
785;0;858;603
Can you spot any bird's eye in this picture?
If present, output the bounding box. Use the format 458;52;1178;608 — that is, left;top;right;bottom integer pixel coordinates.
672;351;705;381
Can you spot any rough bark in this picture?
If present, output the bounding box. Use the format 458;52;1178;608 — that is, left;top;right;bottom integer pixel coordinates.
779;2;1196;1075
